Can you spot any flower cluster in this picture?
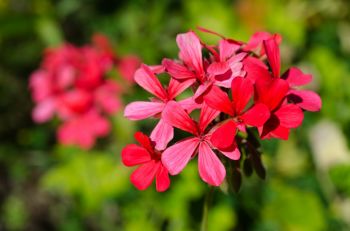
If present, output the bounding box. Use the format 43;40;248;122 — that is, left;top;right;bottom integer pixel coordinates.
30;34;140;149
122;29;321;192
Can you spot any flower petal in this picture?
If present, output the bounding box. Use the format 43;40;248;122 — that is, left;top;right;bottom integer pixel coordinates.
156;164;171;192
162;59;196;80
288;89;322;112
275;104;304;128
134;64;167;100
134;131;154;153
124;101;164;120
150;119;174;151
162;101;198;135
255;78;289;111
121;144;152;166
219;39;240;61
203;85;234;115
281;67;312;87
32;98;56;123
167;78;196;99
161;137;200;175
210;120;237;150
217;142;241;160
207;61;230;76
199;103;220;133
243;56;271;83
176;31;204;76
198;142;226;186
263;38;280;77
241;103;270;127
130;160;159;190
231;77;254;114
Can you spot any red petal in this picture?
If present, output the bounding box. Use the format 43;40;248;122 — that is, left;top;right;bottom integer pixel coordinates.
203;85;234;115
288;90;322;112
243;56;271;83
162;59;196;80
134;64;167;100
134;132;154;153
275;104;304;128
176;31;204;76
198;142;226;186
241;103;270;127
121;144;152;166
156;164;170;192
130;160;159;190
259;115;290;140
162;101;198;135
231;77;254;115
263;38;281;78
255;78;289;111
210;120;237;150
281;67;312;87
167;78;195;99
161;137;200;175
199;103;220;133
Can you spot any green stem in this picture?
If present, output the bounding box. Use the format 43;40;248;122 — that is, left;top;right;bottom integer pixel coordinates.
200;186;214;231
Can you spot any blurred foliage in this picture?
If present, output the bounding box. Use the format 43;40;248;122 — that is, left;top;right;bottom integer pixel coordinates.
1;0;350;230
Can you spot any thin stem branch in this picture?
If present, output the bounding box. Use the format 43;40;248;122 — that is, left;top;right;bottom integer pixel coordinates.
200;186;214;231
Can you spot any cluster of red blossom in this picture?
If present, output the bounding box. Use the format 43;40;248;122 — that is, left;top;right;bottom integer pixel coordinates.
30;34;140;149
122;29;321;192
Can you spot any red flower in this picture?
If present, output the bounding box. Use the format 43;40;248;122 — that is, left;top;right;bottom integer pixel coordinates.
161;101;239;186
122;132;170;192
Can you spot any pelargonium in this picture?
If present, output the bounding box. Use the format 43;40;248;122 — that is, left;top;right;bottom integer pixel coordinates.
122;29;321;192
30;33;140;149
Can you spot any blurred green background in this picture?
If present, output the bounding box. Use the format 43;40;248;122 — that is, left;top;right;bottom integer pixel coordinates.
1;0;350;230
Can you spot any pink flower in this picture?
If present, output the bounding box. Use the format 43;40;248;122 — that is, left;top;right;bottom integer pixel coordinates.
161;101;239;186
122;132;170;192
124;64;195;150
30;34;140;149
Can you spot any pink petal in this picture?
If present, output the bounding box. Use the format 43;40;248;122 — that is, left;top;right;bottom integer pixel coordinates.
199;103;220;133
161;137;200;175
227;52;247;67
156;165;170;192
288;89;322;112
218;143;241;160
231;77;254;114
32;98;56;123
90;112;110;136
176;31;204;76
210;120;237;150
162;101;198;135
241;103;270;127
259;116;290;140
193;80;213;102
117;55;141;82
124;101;164;120
131;160;159;190
219;39;240;61
178;97;201;113
255;78;289;111
282;67;312;87
203;85;234;115
263;38;281;78
275;104;304;128
167;78;195;99
198;142;226;186
121;144;152;166
134;64;167;100
29;70;52;102
207;61;230;76
162;59;196;80
150;119;174;151
243;31;273;53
